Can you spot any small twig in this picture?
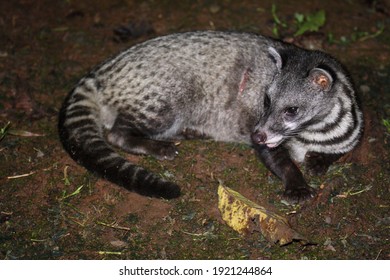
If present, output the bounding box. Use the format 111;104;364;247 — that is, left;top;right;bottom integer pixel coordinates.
6;165;55;180
96;221;132;231
7;171;36;179
375;249;383;260
30;238;48;242
8;129;45;137
181;230;205;237
181;230;216;239
336;185;373;199
348;185;373;196
98;251;122;255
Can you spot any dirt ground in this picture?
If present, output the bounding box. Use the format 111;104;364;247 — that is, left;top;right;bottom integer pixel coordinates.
0;0;389;260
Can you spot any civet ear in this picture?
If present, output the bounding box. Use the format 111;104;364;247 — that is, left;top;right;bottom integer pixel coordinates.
268;47;283;72
309;67;333;92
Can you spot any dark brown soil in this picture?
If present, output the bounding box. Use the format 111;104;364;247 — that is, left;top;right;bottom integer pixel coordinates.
0;0;389;259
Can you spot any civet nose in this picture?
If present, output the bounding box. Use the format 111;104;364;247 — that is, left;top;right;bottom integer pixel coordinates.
251;131;267;144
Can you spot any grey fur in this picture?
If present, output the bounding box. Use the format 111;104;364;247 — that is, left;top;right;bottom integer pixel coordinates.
58;31;363;201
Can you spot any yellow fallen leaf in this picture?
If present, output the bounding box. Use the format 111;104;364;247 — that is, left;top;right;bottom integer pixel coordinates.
218;184;306;245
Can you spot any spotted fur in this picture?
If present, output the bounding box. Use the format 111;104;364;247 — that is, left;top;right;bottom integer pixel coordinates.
58;31;363;203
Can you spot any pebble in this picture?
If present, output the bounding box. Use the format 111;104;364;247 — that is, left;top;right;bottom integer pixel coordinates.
110;240;127;248
209;5;220;14
359;84;370;94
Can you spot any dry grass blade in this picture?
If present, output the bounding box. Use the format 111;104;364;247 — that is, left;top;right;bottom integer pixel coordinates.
8;129;45;137
96;221;132;231
7;171;36;179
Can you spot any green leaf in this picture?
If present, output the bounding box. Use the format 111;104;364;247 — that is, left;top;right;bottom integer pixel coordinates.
294;13;305;24
272;25;279;38
383;119;390;133
271;4;287;28
294;10;326;36
60;185;84;200
0;121;11;142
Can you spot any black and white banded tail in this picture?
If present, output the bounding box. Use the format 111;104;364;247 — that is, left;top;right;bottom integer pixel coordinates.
58;79;181;199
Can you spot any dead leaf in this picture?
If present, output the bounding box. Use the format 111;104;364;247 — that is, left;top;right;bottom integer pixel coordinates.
218;184;307;245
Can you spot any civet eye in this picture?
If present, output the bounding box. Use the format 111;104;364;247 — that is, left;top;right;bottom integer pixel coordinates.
284;107;299;117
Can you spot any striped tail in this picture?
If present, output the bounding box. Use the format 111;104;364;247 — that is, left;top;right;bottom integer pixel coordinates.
58;83;181;199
